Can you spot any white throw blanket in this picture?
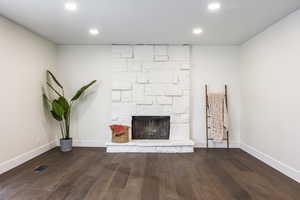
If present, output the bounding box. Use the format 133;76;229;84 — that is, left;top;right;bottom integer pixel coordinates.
207;93;229;142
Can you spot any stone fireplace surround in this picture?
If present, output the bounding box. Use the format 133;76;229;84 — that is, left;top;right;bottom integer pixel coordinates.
106;45;194;153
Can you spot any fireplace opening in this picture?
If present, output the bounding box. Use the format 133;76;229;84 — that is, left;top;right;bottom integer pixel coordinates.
132;116;170;139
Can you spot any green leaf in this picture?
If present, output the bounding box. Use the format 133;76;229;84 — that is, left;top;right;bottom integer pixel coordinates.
71;80;97;101
47;82;63;97
47;70;63;90
50;110;62;121
57;97;69;111
51;100;65;120
57;96;70;118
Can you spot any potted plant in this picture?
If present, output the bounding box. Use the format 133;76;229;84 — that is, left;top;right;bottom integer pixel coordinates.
43;70;96;152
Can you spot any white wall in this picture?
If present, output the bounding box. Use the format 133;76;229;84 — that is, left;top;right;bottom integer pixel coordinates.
241;9;300;181
0;17;57;173
57;46;112;146
191;46;241;147
57;45;241;147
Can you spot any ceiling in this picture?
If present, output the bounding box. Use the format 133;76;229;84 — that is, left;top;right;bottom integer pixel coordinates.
0;0;299;45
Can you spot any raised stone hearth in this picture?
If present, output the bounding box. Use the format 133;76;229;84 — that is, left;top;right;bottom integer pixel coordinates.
106;140;194;153
108;45;194;153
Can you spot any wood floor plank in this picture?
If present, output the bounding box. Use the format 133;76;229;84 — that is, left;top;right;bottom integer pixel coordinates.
120;154;146;200
83;162;118;200
192;150;237;199
64;175;97;200
8;188;52;200
216;150;284;199
170;154;199;200
206;155;252;199
0;149;61;191
230;149;300;200
157;154;180;200
141;154;160;200
0;148;299;200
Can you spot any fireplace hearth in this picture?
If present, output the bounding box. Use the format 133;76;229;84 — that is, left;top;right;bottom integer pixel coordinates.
132;116;170;139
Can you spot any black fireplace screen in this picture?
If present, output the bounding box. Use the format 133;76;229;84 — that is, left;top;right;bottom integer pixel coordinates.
132;116;170;139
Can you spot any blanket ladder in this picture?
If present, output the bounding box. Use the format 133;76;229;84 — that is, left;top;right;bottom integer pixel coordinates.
205;84;229;149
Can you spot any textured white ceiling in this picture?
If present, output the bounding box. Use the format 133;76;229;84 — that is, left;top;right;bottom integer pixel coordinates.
0;0;299;45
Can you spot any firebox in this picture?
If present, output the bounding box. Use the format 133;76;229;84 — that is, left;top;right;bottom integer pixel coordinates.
132;116;170;139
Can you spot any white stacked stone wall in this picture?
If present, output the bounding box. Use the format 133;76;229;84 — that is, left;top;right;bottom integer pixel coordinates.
111;45;191;141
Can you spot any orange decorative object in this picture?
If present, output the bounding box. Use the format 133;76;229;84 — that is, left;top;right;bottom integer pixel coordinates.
110;125;127;136
109;125;130;143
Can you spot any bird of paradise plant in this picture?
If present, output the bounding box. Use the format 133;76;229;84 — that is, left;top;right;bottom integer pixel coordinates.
43;70;96;140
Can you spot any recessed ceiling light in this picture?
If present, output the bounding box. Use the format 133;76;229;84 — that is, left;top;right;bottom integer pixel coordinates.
208;2;221;11
193;28;203;35
64;2;78;11
89;28;99;35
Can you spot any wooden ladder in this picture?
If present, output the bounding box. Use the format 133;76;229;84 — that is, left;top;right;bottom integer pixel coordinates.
205;84;229;149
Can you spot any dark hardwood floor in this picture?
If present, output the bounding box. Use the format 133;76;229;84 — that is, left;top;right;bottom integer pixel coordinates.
0;148;299;200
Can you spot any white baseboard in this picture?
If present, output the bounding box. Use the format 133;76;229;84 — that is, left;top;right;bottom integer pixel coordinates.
73;140;106;147
194;141;240;148
0;140;57;175
240;143;300;183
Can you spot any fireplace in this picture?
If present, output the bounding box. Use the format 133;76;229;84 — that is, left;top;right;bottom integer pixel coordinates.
108;45;194;152
132;116;170;139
